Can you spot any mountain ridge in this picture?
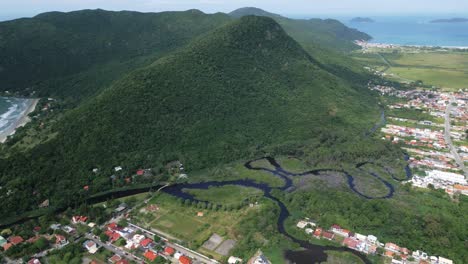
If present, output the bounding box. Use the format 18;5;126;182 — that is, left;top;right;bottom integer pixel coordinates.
0;16;379;217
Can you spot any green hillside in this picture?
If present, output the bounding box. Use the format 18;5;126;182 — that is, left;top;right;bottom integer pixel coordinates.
229;7;371;52
0;9;231;100
229;7;372;85
0;16;379;218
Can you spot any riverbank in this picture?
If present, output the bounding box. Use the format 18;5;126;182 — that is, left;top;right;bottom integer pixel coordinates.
0;98;39;143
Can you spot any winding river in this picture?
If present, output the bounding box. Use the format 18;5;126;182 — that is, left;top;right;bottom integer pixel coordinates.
161;156;413;264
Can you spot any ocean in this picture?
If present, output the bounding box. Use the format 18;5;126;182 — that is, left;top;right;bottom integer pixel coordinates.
344;16;468;47
0;97;32;136
290;15;468;47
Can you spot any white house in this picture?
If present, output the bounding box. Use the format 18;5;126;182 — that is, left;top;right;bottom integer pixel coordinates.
367;235;377;244
83;240;98;254
438;257;453;264
228;256;243;264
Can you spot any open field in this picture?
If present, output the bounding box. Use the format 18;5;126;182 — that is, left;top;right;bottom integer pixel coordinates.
186;185;263;205
133;193;263;258
353;49;468;90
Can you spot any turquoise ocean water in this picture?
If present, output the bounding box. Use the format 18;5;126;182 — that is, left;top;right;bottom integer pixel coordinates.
344;16;468;47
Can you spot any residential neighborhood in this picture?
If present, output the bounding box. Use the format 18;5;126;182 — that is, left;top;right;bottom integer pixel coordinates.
296;219;454;264
369;84;468;195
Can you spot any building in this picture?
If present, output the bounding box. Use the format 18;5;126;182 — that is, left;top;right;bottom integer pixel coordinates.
164;246;175;256
343;237;359;249
385;243;400;253
108;254;122;264
367;235;378;244
27;259;41;264
228;256;243;264
72;216;88;224
9;236;24;245
83;240;98;254
253;255;268;264
140;238;153;248
55;234;68;248
427;170;467;184
179;256;192;264
144;250;158;262
438;257;453;264
322;231;335;240
0;236;7;247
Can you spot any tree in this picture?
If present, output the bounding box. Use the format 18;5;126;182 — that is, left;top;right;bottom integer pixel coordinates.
99;233;109;242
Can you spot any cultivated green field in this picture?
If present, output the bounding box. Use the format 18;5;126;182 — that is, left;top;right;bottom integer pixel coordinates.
353;49;468;90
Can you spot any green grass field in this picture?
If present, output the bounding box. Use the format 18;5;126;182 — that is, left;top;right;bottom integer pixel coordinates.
353;49;468;90
133;193;263;257
186;185;263;205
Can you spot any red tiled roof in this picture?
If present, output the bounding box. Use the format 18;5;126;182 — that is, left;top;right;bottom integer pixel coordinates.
3;243;12;251
322;231;334;240
164;246;175;255
313;228;322;237
343;237;359;249
55;235;66;244
144;250;158;262
136;170;145;175
9;236;24;245
109;254;122;263
179;256;192;264
140;238;153;247
116;260;129;264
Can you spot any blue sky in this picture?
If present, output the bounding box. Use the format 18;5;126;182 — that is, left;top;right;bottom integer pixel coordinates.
1;0;468;20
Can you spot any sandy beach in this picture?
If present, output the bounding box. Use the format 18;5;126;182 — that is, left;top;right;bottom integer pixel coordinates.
0;98;39;143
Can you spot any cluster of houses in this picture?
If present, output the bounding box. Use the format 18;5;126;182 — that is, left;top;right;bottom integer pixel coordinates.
369;83;468;195
91;221;193;264
381;125;448;150
296;219;454;264
406;170;468;196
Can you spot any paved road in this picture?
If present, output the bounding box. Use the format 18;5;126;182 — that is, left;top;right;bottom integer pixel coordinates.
444;96;468;178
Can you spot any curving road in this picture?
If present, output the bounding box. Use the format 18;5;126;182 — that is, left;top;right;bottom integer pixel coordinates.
445;96;467;178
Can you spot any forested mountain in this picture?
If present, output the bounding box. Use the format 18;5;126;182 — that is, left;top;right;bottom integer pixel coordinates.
229;7;371;52
0;16;380;219
0;8;370;102
0;9;231;100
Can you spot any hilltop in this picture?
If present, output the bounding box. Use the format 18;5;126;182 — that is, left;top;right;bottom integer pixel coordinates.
0;16;379;218
0;9;231;100
229;7;371;52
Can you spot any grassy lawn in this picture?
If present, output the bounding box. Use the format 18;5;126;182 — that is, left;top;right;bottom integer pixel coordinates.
134;192;264;257
353;49;468;90
185;185;263;205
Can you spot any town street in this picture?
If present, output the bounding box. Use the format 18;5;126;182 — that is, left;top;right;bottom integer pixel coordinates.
445;96;468;178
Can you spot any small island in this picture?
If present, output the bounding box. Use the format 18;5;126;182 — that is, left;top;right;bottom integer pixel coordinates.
430;18;468;23
350;17;375;23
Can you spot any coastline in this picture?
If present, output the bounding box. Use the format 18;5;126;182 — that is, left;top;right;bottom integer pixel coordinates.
0;98;39;143
355;40;468;50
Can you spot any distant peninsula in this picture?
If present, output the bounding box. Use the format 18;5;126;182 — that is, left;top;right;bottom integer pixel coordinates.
430;18;468;23
350;17;375;23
